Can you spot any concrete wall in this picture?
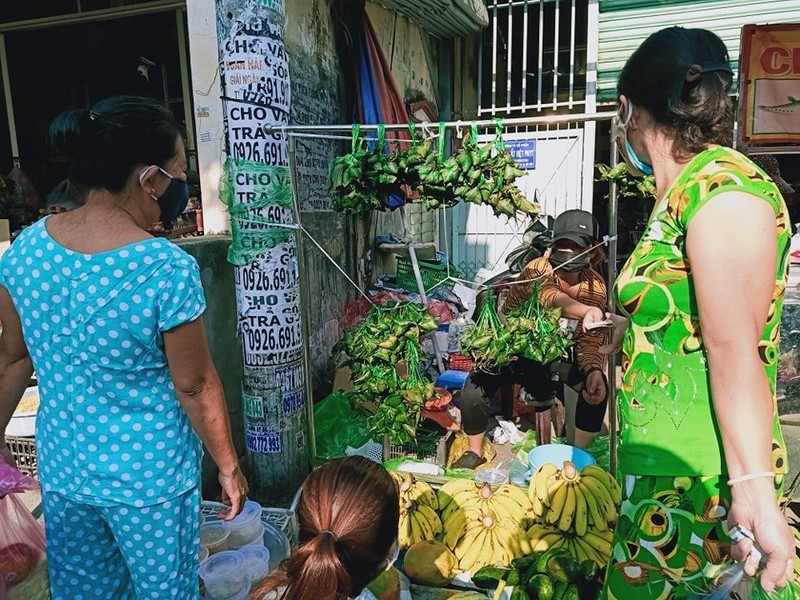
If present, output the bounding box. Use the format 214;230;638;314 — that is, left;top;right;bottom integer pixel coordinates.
186;0;229;235
176;236;245;498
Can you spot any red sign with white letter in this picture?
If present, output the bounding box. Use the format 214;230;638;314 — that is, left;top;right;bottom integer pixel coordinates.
739;23;800;147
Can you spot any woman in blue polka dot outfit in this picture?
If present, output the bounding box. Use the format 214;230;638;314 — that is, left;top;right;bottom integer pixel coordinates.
0;96;249;599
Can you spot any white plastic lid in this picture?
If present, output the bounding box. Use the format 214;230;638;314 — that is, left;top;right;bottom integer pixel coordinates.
199;550;245;583
238;545;271;580
228;500;262;527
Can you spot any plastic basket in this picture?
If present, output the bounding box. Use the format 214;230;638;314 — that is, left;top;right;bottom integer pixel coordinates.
6;436;37;478
383;430;454;466
395;255;459;293
447;353;474;372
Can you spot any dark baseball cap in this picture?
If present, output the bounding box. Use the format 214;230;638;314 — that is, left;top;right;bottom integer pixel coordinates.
552;210;599;246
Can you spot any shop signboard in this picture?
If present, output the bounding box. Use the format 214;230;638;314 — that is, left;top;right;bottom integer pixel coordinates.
738;23;800;148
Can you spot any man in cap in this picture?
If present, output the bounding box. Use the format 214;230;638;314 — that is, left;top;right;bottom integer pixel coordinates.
453;210;610;468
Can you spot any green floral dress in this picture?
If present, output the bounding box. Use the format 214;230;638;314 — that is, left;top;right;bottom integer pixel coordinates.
601;146;790;599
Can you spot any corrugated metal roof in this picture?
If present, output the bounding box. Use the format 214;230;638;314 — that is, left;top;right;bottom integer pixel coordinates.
374;0;488;38
598;0;800;100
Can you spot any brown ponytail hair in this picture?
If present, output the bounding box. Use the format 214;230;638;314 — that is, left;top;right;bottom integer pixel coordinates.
249;457;399;600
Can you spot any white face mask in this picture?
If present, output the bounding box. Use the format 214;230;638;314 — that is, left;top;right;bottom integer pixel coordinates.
611;100;654;178
383;541;400;572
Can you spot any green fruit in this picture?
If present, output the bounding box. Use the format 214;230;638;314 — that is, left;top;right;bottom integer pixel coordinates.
578;559;599;583
561;584;580;600
550;581;568;600
511;552;543;573
472;566;510;589
547;555;579;584
527;574;555;600
510;587;531;600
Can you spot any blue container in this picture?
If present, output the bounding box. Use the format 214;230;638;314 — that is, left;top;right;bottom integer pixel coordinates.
435;369;469;391
526;444;596;480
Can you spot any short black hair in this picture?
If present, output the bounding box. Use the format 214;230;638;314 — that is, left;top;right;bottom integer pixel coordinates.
47;96;183;193
618;27;734;157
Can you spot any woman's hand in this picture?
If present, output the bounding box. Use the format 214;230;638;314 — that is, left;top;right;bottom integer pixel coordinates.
218;465;249;521
581;306;606;332
599;312;628;355
727;479;795;592
582;370;607;404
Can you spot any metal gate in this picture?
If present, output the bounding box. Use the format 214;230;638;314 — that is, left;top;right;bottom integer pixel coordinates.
451;0;599;280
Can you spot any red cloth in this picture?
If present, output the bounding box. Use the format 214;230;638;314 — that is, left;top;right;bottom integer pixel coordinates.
362;13;411;151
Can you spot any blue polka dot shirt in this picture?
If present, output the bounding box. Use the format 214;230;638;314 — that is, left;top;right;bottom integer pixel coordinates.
0;218;206;507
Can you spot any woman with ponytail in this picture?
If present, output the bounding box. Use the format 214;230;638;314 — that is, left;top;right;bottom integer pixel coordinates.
250;456;400;600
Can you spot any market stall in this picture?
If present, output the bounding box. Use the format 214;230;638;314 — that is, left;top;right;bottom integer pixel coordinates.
242;111;621;598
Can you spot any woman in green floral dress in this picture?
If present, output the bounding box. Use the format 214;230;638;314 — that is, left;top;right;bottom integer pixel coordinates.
601;27;796;599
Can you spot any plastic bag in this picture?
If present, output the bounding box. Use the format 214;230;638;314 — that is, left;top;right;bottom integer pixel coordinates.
0;462;47;596
314;392;372;459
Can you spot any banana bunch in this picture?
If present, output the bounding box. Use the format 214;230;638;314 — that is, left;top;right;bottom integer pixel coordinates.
438;480;533;572
527;522;614;568
391;471;443;549
390;471;438;509
452;512;532;574
569;528;614;567
398;498;443;549
529;461;622;537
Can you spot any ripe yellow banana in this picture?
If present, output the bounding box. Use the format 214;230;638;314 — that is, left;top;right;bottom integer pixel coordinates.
420;503;443;534
438;479;477;511
545;476;567;507
398;512;413;548
581;474;617;523
455;524;484;562
546;481;569;526
442;510;467;549
557;483;577;532
583;465;622;504
407;481;438;510
578;479;608;533
582;530;613;558
574;485;589;537
494;484;533;512
460;527;491;572
531;492;546;519
574;535;605;566
532;463;559;503
484;496;526;523
531;529;563;552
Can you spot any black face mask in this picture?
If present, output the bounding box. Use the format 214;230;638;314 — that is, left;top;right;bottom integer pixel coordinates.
140;166;190;224
549;249;590;272
156;176;190;223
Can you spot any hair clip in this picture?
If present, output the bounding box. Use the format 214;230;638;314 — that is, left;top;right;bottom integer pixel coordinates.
685;64;703;83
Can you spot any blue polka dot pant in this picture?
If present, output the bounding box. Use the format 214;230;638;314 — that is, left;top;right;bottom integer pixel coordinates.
42;487;200;599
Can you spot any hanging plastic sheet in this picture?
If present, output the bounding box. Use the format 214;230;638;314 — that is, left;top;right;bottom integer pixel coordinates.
219;157;295;266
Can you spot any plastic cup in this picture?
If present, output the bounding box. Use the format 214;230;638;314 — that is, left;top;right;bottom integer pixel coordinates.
199;545;210;564
239;546;271;583
225;500;263;547
200;523;231;555
198;550;246;600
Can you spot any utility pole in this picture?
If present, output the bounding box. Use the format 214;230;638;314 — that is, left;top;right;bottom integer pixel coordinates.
215;0;309;506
